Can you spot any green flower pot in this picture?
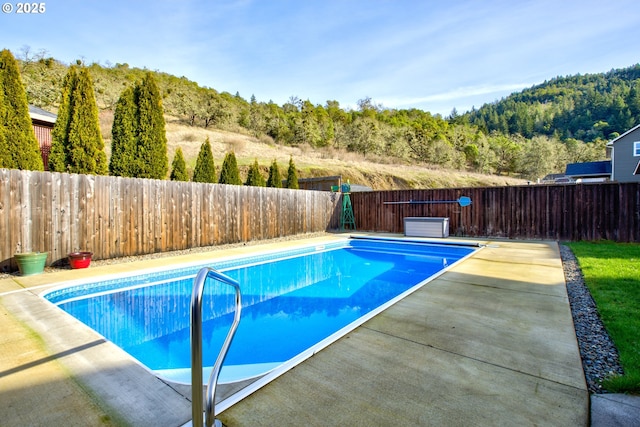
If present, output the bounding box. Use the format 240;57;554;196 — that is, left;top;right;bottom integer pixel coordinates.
14;252;48;276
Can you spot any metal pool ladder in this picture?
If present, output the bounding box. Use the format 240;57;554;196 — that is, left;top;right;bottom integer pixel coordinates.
191;267;242;427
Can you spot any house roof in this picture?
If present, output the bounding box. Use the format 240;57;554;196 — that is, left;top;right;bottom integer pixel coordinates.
541;173;566;182
349;184;373;192
565;160;612;177
606;123;640;146
28;105;57;124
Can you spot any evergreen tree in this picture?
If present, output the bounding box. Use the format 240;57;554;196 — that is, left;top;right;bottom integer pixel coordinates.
75;68;108;174
135;73;168;179
49;66;107;174
49;66;76;172
192;138;216;183
170;147;188;181
0;80;5;165
219;151;242;185
245;159;266;186
285;155;299;189
109;73;168;179
0;49;44;170
266;159;282;188
109;86;137;176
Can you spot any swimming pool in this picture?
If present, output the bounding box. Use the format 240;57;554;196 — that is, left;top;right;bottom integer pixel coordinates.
43;237;476;387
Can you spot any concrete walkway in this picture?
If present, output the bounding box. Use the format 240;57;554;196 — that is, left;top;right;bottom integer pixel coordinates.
0;237;595;425
220;239;589;426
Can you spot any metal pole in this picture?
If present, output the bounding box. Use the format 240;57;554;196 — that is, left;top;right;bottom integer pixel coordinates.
383;196;472;207
190;268;208;427
191;267;242;427
206;282;242;427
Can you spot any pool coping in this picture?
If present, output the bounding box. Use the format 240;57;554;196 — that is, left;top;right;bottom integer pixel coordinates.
0;234;589;426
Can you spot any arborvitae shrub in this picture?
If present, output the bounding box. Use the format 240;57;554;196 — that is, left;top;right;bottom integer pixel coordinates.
109;86;137;177
50;66;107;174
266;159;282;188
49;66;75;172
245;159;266;187
72;70;105;173
0;49;44;171
192;138;216;183
135;73;168;179
286;156;299;189
0;85;5;166
170;147;189;181
219;151;242;185
109;73;168;179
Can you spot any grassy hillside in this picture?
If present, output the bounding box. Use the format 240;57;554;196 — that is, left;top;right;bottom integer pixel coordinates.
160;117;529;190
98;112;525;190
20;52;531;188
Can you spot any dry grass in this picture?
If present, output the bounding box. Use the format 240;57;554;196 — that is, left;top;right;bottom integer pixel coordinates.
98;115;527;190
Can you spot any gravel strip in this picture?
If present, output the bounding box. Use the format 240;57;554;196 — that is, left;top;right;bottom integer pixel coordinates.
560;244;624;393
2;238;624;393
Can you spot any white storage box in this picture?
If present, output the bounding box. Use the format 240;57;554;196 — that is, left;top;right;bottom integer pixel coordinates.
404;217;449;238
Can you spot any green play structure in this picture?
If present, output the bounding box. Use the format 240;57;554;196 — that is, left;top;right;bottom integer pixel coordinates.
331;182;355;230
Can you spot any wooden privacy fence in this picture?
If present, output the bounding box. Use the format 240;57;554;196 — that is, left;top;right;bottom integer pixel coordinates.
351;182;640;243
0;169;341;272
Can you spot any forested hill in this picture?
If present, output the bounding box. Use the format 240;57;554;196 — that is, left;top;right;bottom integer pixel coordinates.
14;48;640;181
463;65;640;142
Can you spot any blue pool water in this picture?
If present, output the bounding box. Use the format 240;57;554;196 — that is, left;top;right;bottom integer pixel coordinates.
43;238;476;384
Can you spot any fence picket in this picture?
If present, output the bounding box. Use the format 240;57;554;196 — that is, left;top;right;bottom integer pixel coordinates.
351;183;640;242
0;169;340;271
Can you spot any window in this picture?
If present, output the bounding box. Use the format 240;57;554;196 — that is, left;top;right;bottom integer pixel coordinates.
635;141;640;156
635;160;640;176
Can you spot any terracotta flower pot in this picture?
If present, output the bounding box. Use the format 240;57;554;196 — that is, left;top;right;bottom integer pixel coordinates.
14;252;48;276
68;251;93;269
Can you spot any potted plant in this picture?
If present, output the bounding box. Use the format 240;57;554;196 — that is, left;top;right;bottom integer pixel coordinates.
68;251;93;269
14;252;48;276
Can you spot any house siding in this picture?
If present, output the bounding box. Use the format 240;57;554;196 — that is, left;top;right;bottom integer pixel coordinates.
29;106;57;171
611;126;640;183
32;122;52;170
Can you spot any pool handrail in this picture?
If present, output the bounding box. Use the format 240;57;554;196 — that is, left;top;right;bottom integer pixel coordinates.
190;267;242;427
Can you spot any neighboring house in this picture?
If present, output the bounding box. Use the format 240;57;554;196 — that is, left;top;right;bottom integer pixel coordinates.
540;173;571;184
295;176;373;192
296;176;342;191
28;105;57;170
564;160;612;183
607;124;640;183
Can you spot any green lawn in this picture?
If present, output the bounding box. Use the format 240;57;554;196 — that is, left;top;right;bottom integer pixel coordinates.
567;241;640;393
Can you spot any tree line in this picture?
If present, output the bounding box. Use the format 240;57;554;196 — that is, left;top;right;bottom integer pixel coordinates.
12;47;640;180
463;65;640;143
0;49;299;187
181;138;298;188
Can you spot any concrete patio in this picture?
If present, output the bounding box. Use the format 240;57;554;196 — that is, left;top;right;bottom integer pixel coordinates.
0;236;590;426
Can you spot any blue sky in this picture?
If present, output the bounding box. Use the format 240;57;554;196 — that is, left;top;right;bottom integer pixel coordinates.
2;0;639;116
